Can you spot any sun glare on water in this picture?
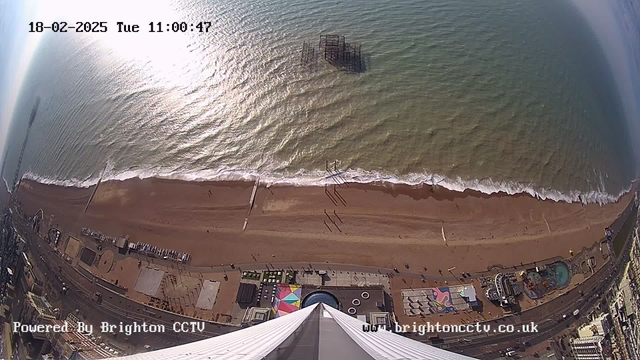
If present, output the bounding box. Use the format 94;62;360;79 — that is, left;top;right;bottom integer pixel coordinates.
42;0;201;87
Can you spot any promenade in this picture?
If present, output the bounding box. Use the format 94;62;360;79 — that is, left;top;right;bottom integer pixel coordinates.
10;183;638;357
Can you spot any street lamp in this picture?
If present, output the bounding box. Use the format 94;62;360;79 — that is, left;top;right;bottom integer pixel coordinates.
448;266;463;284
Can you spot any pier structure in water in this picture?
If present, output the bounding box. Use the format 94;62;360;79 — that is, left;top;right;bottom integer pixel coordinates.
300;34;365;73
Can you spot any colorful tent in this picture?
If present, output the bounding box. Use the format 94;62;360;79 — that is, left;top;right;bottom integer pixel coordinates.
272;284;302;318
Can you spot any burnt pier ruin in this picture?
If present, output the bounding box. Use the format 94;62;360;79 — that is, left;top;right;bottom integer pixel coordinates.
300;34;365;73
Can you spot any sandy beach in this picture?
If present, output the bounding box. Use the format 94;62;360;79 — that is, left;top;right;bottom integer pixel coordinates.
13;178;634;274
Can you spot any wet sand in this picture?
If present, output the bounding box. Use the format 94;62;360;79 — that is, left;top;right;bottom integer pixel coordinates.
14;178;634;274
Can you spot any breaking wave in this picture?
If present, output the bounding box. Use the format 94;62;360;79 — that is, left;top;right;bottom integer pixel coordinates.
16;165;634;205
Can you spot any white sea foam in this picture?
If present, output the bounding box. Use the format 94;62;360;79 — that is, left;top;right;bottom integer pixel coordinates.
17;166;635;205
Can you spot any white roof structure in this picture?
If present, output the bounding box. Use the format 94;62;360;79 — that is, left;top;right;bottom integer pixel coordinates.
570;336;605;360
111;303;475;360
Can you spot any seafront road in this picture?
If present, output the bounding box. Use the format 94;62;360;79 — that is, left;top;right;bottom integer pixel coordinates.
13;197;637;358
14;216;239;354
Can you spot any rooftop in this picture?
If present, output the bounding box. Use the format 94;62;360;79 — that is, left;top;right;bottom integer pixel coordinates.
402;284;478;316
302;285;386;317
242;307;271;325
27;291;57;320
48;320;116;359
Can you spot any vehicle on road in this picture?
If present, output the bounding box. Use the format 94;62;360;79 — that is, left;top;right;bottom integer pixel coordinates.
92;291;103;304
48;228;61;246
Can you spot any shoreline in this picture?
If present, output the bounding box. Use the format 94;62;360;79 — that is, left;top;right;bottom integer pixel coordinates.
19;168;636;205
13;177;636;274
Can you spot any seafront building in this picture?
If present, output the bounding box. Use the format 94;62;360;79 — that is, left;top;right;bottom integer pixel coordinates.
570;336;607;360
483;272;522;307
47;318;116;359
577;313;611;338
608;225;640;360
113;303;474;360
402;285;478;316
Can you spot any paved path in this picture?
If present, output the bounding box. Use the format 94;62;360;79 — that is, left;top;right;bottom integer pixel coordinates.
130;249;564;282
14;216;239;355
449;201;637;358
13;196;637;358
